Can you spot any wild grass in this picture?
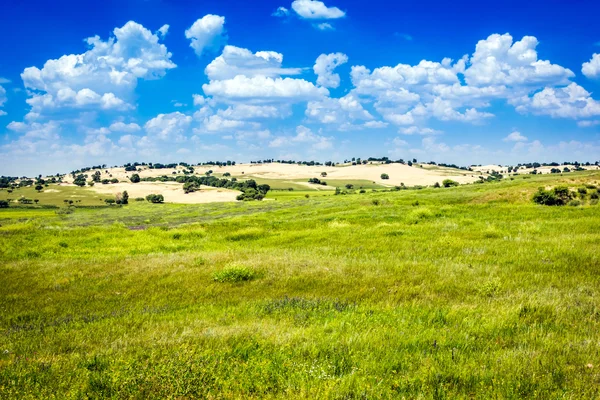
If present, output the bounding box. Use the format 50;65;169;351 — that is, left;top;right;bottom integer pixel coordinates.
0;171;599;398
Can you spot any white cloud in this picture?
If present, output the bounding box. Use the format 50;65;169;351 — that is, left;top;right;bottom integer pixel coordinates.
3;121;62;155
314;52;348;88
465;34;574;87
218;104;290;120
582;53;600;79
306;93;372;126
0;85;6;115
203;75;328;104
185;15;227;57
157;24;169;38
347;32;595;130
21;21;175;118
291;0;345;19
272;7;290;17
503;131;528;142
144;112;192;142
314;23;334;31
399;126;442;135
205;45;302;81
109;121;141;133
392;137;408;147
364;121;388;129
192;94;206;106
577;120;600;128
269;125;333;150
514;83;600;119
201;115;256;133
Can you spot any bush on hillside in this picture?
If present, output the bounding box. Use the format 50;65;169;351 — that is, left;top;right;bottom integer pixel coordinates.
146;194;164;203
0;200;9;208
381;173;389;180
442;179;459;187
532;186;573;206
130;174;140;183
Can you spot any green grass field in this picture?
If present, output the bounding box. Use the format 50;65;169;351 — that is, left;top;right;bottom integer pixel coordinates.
0;185;105;207
1;172;599;398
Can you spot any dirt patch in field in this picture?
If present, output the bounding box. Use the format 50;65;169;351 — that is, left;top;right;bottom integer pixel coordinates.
88;182;240;204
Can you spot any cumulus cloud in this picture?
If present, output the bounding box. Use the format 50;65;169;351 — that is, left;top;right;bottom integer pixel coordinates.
347;32;596;129
465;34;574;88
272;7;290;17
203;75;328;104
269;125;332;150
514;83;600;119
21;21;175;118
157;24;169;38
314;52;348;88
185;15;227;57
205;46;302;81
582;53;600;79
109;121;141;133
503;131;528;142
4;121;62;155
306;93;372;127
144;112;192;142
291;0;345;19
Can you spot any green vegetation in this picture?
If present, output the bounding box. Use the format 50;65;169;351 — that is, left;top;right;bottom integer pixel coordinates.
145;194;165;203
442;179;460;187
0;185;104;207
0;171;599;398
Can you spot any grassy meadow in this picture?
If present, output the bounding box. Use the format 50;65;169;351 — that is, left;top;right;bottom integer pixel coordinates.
1;171;599;398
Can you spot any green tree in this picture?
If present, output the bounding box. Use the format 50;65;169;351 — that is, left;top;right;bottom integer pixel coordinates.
381;173;390;180
130;174;140;183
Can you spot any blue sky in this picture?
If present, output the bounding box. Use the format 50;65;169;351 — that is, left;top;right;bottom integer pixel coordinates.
1;0;599;175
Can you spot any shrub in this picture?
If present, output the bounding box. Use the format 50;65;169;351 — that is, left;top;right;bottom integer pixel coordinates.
380;173;389;180
183;182;200;194
146;194;164;203
433;182;441;188
359;189;366;194
532;186;573;206
212;265;256;283
130;174;140;183
442;179;459;188
0;200;9;208
568;199;581;207
135;197;145;202
372;199;381;206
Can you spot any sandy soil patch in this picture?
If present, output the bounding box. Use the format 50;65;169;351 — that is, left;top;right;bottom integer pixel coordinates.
88;182;240;204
